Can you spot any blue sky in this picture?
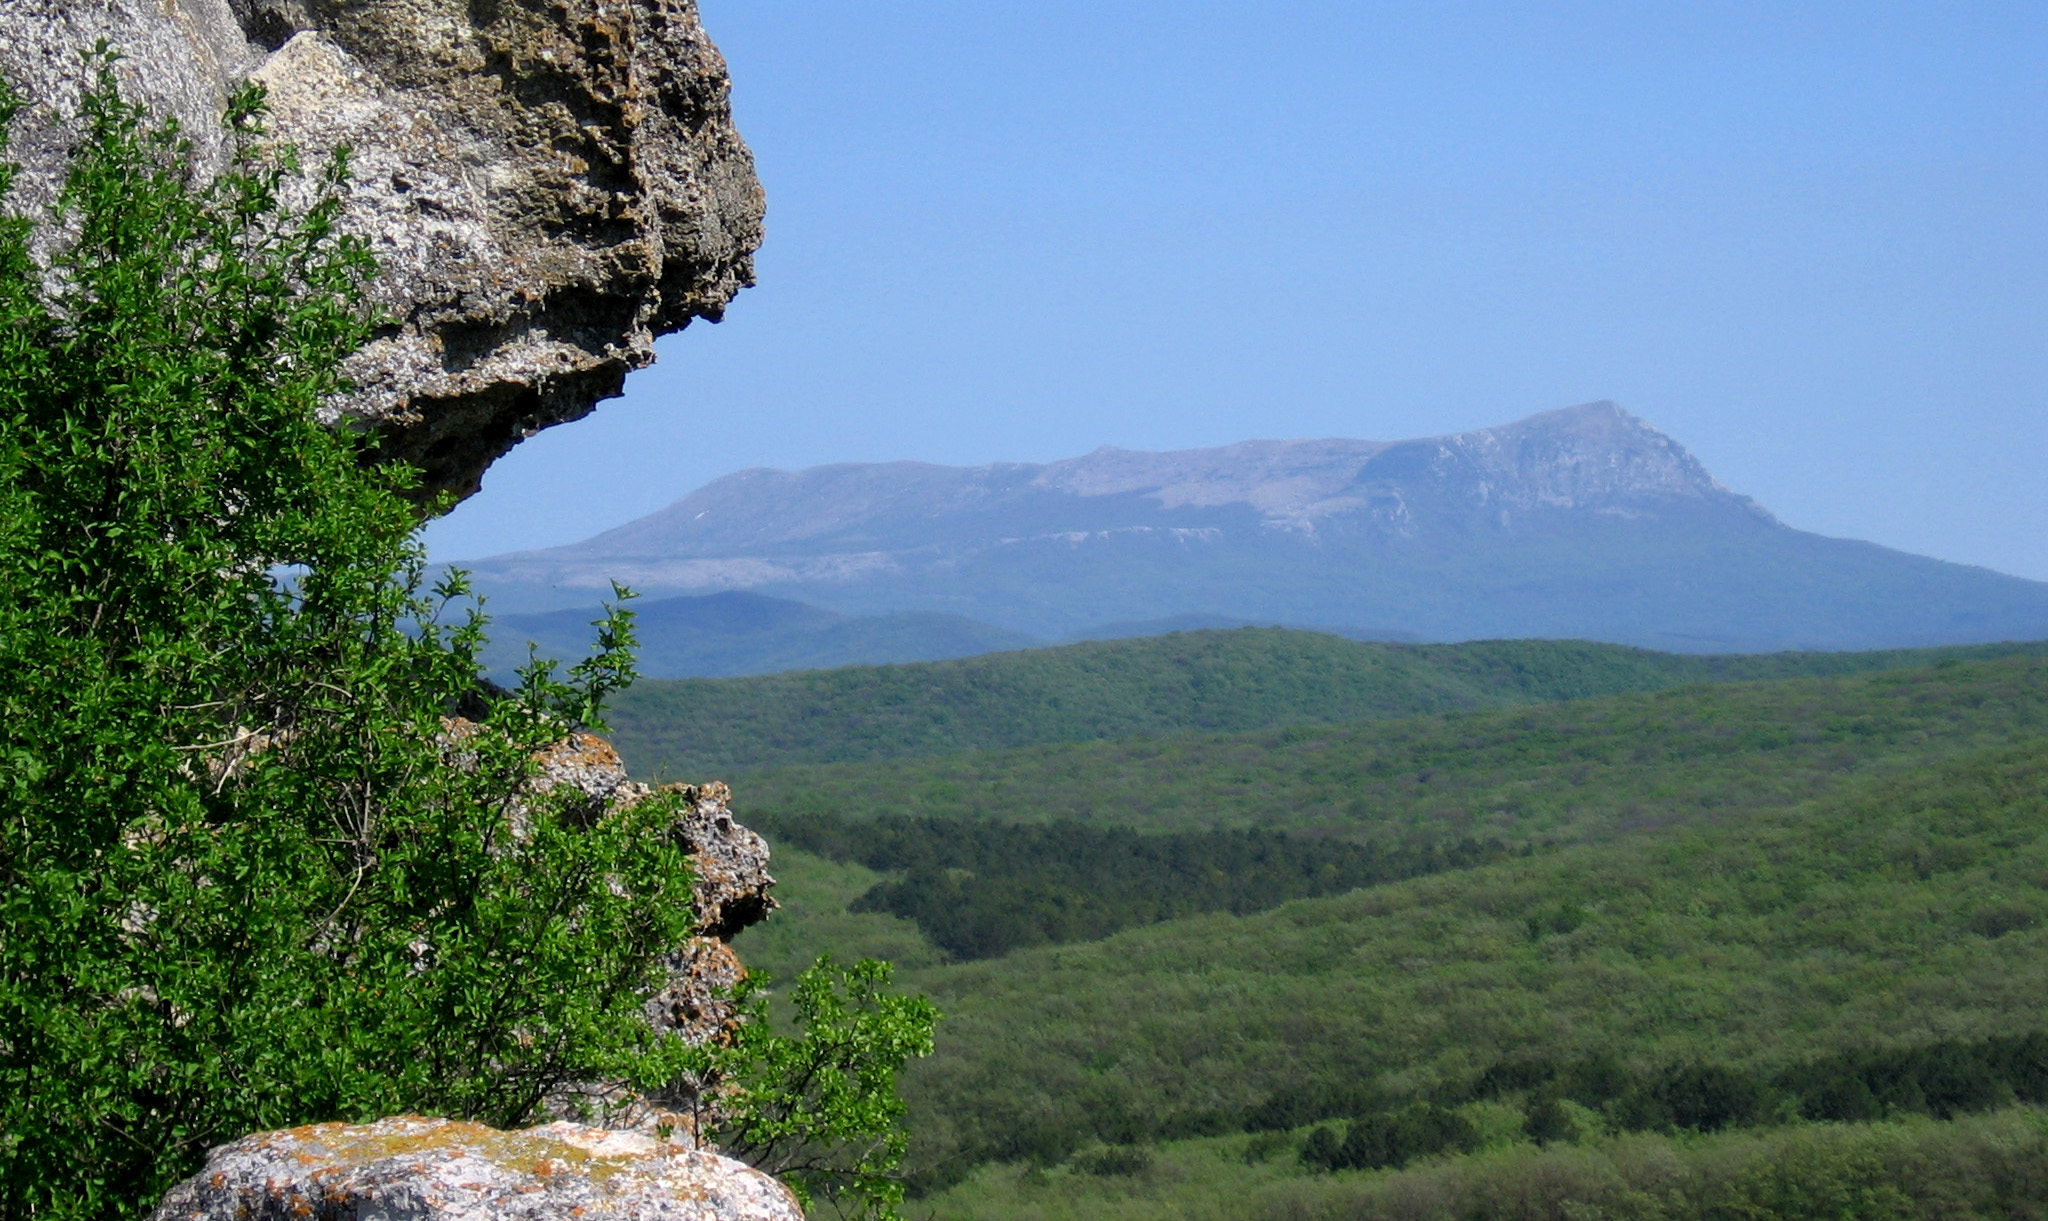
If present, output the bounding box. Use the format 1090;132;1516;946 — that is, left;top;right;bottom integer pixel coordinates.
424;1;2048;580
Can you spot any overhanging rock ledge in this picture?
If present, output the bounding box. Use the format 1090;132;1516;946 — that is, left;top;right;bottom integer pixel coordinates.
0;0;764;502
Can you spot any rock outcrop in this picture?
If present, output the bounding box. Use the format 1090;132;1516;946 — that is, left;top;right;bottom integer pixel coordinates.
528;731;775;940
522;730;774;1132
0;0;763;500
147;1116;804;1221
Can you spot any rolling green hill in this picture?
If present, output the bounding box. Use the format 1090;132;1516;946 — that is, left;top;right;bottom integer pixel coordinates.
699;654;2048;1212
735;653;2048;844
608;628;2048;776
878;735;2048;1200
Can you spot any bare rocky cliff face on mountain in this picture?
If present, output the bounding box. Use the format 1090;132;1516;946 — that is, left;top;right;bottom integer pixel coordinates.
464;402;2048;653
0;0;762;500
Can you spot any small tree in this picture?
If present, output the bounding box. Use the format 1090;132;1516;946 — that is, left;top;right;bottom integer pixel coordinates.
0;53;931;1221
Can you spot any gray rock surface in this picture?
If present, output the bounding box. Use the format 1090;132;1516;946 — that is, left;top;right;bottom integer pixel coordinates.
147;1115;804;1221
524;732;776;939
0;0;762;500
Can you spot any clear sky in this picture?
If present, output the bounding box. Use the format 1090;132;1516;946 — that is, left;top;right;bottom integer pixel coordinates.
424;0;2048;581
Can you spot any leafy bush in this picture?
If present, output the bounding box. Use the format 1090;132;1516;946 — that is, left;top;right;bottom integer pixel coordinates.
1298;1104;1481;1173
1073;1145;1153;1177
0;54;701;1219
0;55;933;1220
1616;1062;1777;1133
689;958;939;1218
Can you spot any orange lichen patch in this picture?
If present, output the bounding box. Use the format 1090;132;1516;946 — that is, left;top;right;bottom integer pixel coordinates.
264;1117;702;1186
660;781;730;806
535;732;624;775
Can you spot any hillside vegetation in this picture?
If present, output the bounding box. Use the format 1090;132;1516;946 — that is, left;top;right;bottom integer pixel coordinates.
924;1109;2048;1221
881;735;2048;1189
609;628;2048;775
738;653;2048;843
698;652;2048;1210
749;812;1513;960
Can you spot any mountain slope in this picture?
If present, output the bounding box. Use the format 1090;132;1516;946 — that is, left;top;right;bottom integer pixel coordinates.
458;403;2048;651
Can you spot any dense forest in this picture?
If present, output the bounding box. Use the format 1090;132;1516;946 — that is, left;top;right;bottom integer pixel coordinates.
700;647;2048;1218
608;628;2048;774
748;811;1513;959
736;652;2048;842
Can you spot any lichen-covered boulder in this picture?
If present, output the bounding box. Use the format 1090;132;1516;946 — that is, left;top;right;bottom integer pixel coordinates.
0;0;763;501
147;1115;804;1220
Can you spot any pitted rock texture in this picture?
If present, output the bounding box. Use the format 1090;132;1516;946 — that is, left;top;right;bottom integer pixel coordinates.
548;934;745;1129
510;733;770;1130
146;1116;803;1221
525;733;777;939
645;935;746;1045
0;0;763;501
655;780;777;939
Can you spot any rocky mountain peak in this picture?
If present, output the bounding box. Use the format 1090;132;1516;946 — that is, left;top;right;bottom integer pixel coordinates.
465;402;1766;590
1023;401;1746;531
1427;399;1747;517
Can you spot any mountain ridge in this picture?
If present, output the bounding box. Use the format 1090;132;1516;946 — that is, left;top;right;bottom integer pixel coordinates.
457;402;2048;651
479;402;1751;571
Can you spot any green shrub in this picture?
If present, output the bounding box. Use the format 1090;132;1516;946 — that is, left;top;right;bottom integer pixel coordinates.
1073;1145;1153;1177
0;54;933;1221
0;53;701;1219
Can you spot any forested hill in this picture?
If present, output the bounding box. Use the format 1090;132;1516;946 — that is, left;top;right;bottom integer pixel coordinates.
607;628;2048;776
716;648;2048;1213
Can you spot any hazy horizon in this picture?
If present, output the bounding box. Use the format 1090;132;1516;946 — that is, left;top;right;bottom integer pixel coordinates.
423;2;2048;581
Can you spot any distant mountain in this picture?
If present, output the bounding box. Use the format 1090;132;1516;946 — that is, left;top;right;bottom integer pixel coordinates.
460;402;2048;652
479;590;1039;680
1064;615;1421;643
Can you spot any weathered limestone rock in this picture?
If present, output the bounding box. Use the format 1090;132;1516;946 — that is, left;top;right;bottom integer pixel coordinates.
550;934;748;1129
0;0;763;500
147;1116;804;1221
657;780;778;939
528;732;777;938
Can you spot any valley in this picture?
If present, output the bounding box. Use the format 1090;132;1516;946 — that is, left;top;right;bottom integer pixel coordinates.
622;637;2048;1218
